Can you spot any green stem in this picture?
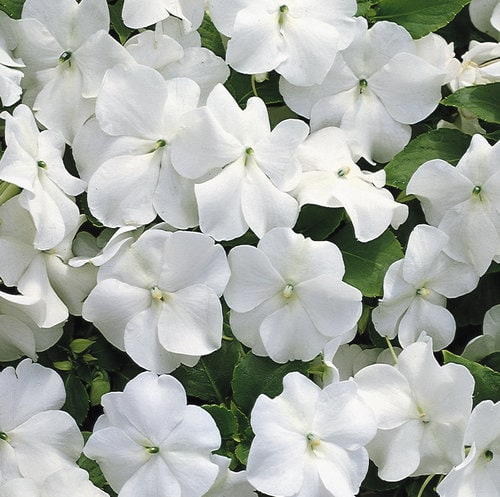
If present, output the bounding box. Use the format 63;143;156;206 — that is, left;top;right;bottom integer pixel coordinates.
385;336;398;365
250;75;259;97
417;474;436;497
0;181;20;207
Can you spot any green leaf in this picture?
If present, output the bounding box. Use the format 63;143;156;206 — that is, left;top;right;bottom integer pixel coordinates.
373;0;471;39
332;226;404;297
202;405;238;439
225;70;283;108
63;374;90;425
172;339;242;403
53;360;73;372
441;83;500;124
384;129;471;190
443;351;500;404
231;353;310;414
90;370;111;406
198;13;225;59
0;0;24;18
483;352;500;372
235;442;251;466
108;0;134;44
293;205;344;241
70;338;95;355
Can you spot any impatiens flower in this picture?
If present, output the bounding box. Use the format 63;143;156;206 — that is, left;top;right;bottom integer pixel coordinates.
0;468;108;497
0;196;97;324
293;127;408;242
0;12;24;106
82;228;230;373
0;104;85;250
354;339;475;481
280;18;444;163
84;372;221;497
224;227;362;363
203;455;256;497
209;0;357;86
0;289;64;362
462;304;500;361
246;371;377;497
124;23;229;103
74;63;202;229
436;400;500;497
372;224;479;350
13;0;134;143
171;84;309;240
0;359;84;484
407;133;500;275
122;0;205;31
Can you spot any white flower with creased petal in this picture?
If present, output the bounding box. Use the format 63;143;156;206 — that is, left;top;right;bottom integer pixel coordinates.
0;12;24;106
125;23;229;104
280;18;444;163
407;134;500;276
209;0;357;86
171;84;309;240
293;127;408;242
224;227;362;363
436;400;500;497
247;372;377;497
84;372;221;497
122;0;205;31
13;0;134;143
0;468;108;497
82;228;230;373
0;104;85;250
354;339;475;481
203;455;256;497
470;0;500;39
76;63;202;229
0;289;64;362
462;304;500;361
0;196;97;325
0;359;84;484
372;224;479;350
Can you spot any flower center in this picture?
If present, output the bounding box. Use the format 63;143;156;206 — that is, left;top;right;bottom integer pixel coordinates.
485;449;494;461
337;166;350;177
145;446;160;454
279;5;289;25
150;139;167;153
244;147;255;166
151;286;170;302
0;432;9;442
282;284;294;298
37;160;47;169
359;79;368;94
59;51;72;63
306;432;321;449
472;185;482;196
417;406;430;424
416;287;430;298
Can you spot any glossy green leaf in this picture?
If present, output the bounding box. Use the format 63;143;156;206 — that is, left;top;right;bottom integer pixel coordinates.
443;351;500;404
231;352;310;414
332;226;404;297
199;13;225;59
385;129;471;189
108;0;134;44
0;0;24;18
294;204;344;241
63;374;89;425
202;405;238;439
373;0;471;39
441;83;500;124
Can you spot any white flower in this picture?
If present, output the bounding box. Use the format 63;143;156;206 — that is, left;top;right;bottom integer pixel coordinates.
354;340;475;481
372;224;479;350
171;84;309;240
246;371;377;497
407;134;500;275
84;372;221;497
75;63;202;229
280;19;444;163
0;468;108;497
82;228;230;373
462;304;500;361
209;0;357;86
203;455;256;497
224;227;362;363
0;104;85;250
436;400;500;497
13;0;134;143
293;127;408;242
122;0;205;31
0;12;24;106
470;0;500;39
0;359;84;484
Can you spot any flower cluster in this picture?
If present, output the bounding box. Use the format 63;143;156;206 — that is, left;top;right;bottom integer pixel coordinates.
0;0;499;496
